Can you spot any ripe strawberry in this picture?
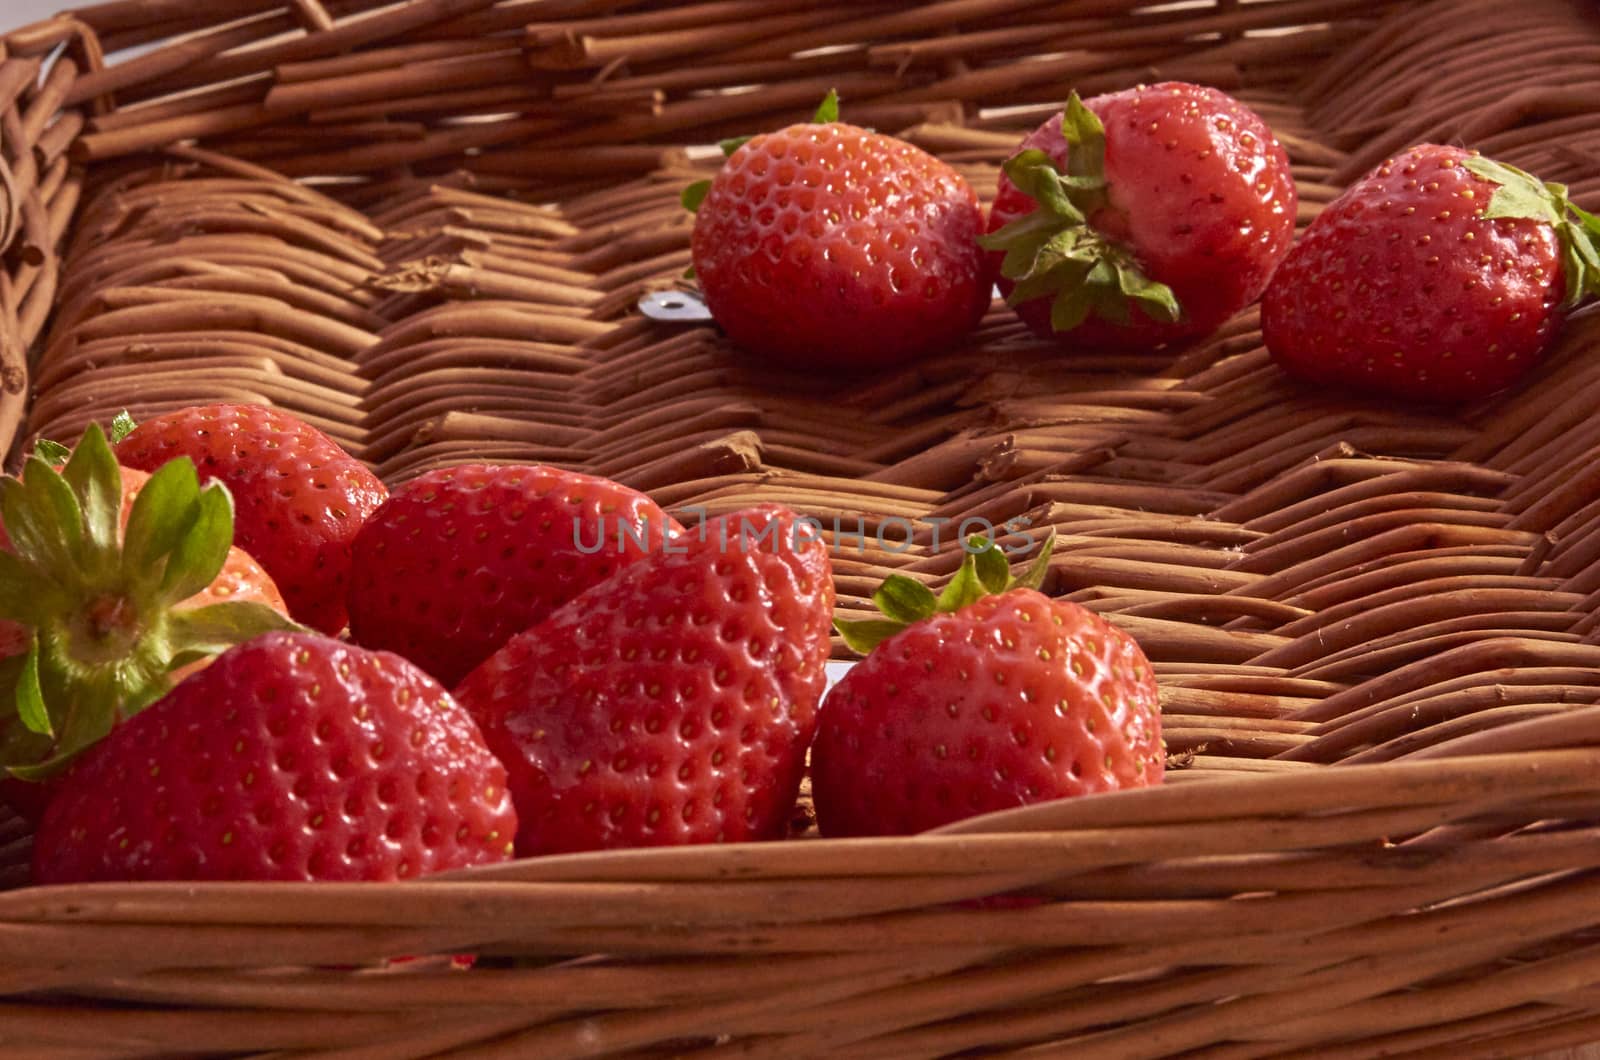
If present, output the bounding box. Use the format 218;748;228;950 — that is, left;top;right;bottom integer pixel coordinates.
686;92;990;370
454;504;833;857
1262;145;1600;402
32;631;516;883
116;404;387;634
0;426;295;819
813;537;1164;836
983;83;1296;350
348;464;683;688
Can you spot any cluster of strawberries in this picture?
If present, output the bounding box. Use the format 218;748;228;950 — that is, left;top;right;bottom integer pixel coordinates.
9;78;1584;889
690;85;1600;402
0;404;1161;885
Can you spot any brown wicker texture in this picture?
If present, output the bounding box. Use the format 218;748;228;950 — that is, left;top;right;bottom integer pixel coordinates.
2;0;1600;1056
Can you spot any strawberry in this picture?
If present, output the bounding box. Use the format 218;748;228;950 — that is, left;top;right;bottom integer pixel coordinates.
0;425;296;819
685;92;991;370
813;537;1164;836
348;464;684;688
454;504;833;857
1262;144;1600;402
116;404;387;635
32;631;516;883
982;83;1296;350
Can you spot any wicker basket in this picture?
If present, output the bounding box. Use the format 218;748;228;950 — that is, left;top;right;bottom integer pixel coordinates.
3;0;1600;1056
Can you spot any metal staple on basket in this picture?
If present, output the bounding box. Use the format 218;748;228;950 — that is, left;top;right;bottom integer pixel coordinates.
1;0;1600;1057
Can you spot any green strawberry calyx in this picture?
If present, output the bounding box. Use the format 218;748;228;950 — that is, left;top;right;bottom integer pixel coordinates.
836;533;1057;655
0;421;302;781
1463;155;1600;310
978;92;1181;333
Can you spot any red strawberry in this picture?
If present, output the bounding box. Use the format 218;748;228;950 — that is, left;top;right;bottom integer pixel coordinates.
348;464;683;688
812;537;1163;836
32;631;516;883
454;504;833;857
0;426;296;819
116;404;387;634
1262;144;1600;402
983;83;1296;350
687;92;991;370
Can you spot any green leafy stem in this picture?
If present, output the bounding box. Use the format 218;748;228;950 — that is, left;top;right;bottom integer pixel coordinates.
978;93;1181;333
836;533;1057;655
